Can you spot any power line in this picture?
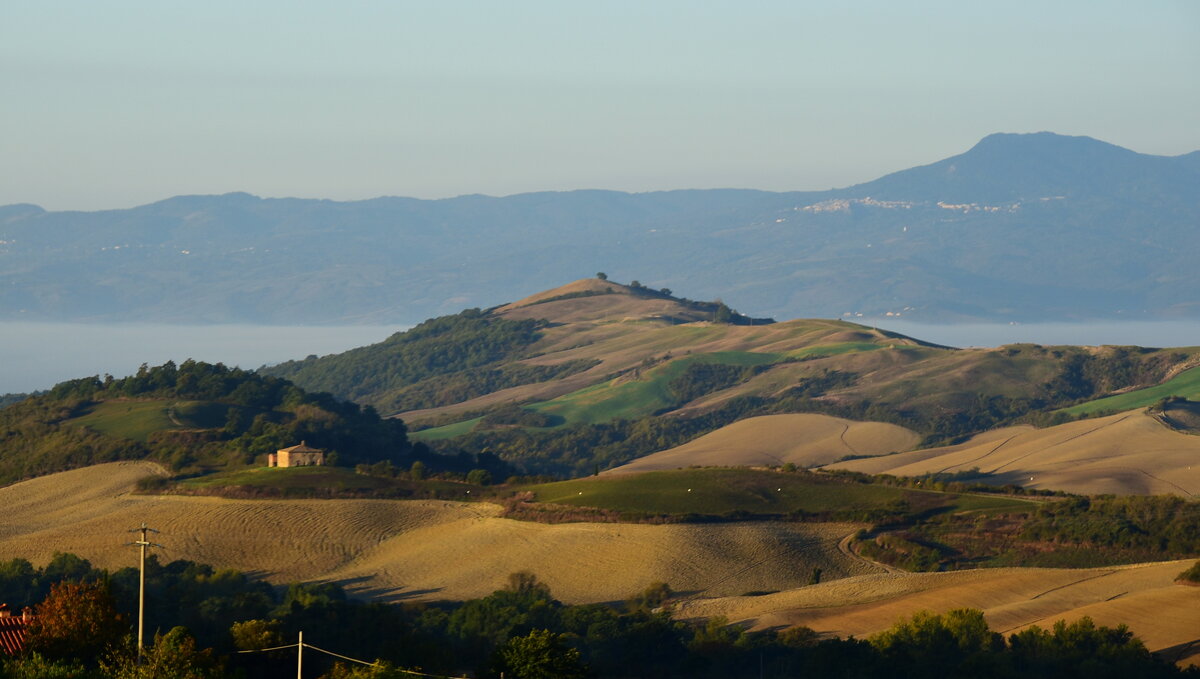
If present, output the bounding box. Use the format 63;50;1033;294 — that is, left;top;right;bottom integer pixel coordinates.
236;643;299;654
237;636;465;679
299;642;375;666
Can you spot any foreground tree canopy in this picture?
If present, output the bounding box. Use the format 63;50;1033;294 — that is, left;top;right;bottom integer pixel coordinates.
0;554;1194;678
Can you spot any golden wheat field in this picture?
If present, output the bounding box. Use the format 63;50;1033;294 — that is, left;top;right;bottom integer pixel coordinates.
827;411;1200;496
677;561;1200;666
0;462;878;603
5;462;1198;664
607;414;920;473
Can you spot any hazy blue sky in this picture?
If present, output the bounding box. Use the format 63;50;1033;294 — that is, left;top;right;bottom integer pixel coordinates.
3;1;1197;210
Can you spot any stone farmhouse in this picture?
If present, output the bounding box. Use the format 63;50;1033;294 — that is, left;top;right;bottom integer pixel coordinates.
268;441;325;468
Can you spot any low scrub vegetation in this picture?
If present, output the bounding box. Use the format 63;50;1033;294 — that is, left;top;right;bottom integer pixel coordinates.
854;493;1200;571
1177;561;1200;584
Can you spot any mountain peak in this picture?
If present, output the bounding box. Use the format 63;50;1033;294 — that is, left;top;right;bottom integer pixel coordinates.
0;203;46;220
845;131;1184;203
964;131;1135;161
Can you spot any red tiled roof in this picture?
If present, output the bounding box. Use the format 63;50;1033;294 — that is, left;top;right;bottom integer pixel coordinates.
0;616;29;655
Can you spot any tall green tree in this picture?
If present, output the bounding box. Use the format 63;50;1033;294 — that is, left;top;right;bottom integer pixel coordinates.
496;629;587;679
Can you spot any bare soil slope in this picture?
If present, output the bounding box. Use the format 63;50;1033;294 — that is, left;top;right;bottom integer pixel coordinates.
828;411;1200;496
0;463;877;603
678;561;1200;666
607;414;920;473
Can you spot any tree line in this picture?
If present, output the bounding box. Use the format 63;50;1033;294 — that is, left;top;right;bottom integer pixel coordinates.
0;554;1192;678
261;309;550;409
0;360;449;484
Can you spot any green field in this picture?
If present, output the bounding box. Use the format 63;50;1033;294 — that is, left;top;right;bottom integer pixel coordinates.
1061;364;1200;416
412;351;788;439
177;465;477;496
524;468;1034;518
66;400;227;441
180;465;392;491
411;417;482;441
784;341;883;360
527;351;783;426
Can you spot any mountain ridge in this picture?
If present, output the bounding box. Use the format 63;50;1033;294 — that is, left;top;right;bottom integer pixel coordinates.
3;132;1198;324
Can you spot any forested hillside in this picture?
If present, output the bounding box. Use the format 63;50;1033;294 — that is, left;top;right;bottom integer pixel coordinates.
261;281;768;416
0;360;420;484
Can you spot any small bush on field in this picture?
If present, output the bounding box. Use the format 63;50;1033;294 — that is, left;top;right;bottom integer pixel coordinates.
1177;561;1200;584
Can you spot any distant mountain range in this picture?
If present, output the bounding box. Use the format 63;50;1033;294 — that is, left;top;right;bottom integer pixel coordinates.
2;132;1197;324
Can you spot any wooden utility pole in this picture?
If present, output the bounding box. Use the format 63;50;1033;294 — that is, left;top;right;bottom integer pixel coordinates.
128;523;161;664
297;631;303;679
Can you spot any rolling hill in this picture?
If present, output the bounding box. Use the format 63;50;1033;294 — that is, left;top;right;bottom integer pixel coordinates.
0;462;876;603
677;561;1200;667
264;278;1200;480
3;132;1199;324
9;277;1200;491
7;461;1197;667
606;414;920;473
826;410;1200;497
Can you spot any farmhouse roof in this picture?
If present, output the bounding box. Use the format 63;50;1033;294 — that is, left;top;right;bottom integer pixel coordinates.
278;441;322;453
0;606;33;655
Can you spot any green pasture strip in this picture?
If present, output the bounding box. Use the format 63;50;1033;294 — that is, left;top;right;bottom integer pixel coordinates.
66;400;185;441
524;468;1033;517
1061;365;1200;415
170;401;230;428
785;341;884;360
409;417;482;441
527;351;783;426
178;466;477;496
179;466;389;490
412;345;884;440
